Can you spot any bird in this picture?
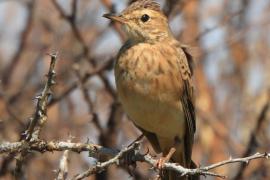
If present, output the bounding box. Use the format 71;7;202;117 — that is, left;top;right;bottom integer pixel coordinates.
103;0;197;179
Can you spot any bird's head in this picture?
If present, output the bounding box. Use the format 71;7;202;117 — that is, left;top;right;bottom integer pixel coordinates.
103;0;172;43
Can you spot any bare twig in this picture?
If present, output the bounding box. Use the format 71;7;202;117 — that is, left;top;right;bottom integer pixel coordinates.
0;140;118;158
55;138;72;180
56;149;69;180
72;142;140;180
1;139;269;179
13;53;58;179
25;53;57;141
142;152;270;179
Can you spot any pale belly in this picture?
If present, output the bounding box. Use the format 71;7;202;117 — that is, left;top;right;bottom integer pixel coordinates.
116;77;185;139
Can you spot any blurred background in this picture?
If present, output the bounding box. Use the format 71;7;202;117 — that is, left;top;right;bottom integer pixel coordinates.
0;0;270;179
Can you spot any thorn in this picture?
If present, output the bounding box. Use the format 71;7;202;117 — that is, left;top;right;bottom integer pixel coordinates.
52;169;59;173
68;134;76;140
47;52;58;59
181;172;187;176
46;73;56;78
21;130;28;136
14;155;20;161
265;152;270;159
47;89;53;96
51;80;56;85
35;95;42;100
38;110;43;117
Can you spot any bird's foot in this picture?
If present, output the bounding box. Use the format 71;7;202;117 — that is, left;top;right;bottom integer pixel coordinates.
155;147;176;169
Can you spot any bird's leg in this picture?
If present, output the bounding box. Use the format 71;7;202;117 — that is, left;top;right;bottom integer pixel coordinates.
155;147;176;169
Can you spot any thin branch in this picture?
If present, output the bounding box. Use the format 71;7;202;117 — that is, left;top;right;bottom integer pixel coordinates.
56;139;71;180
56;149;69;180
72;143;270;180
25;53;57;141
1;139;269;179
72;142;140;180
13;53;58;179
0;140;118;158
200;153;269;172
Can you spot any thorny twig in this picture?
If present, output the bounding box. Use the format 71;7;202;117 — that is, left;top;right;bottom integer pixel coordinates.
25;53;57;141
72;142;140;180
1;139;270;179
3;138;267;180
74;144;269;180
50;4;120;179
0;140;118;158
13;53;58;179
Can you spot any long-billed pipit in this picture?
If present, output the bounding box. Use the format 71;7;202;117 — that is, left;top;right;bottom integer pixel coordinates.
104;0;197;179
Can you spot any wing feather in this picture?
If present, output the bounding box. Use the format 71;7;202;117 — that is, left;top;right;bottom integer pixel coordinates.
178;45;196;167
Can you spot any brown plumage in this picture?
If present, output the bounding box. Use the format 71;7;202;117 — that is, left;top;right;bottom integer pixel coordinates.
103;0;198;179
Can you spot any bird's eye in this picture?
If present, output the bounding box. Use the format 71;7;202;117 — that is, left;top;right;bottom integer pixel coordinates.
141;14;150;22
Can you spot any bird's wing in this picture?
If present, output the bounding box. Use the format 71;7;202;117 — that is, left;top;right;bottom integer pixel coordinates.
179;46;196;132
177;44;196;166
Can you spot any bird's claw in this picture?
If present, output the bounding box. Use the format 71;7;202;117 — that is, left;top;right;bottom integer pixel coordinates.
155;147;176;170
155;156;169;169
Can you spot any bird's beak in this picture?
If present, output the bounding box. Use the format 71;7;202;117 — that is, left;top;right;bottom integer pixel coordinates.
103;13;127;24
